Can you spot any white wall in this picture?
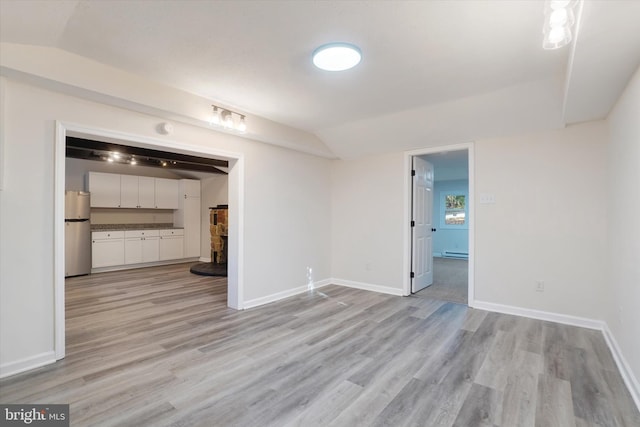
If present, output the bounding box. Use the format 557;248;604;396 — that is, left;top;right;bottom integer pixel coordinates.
605;66;640;389
200;175;229;260
331;152;405;291
330;121;609;319
432;179;469;256
474;121;608;319
0;79;331;373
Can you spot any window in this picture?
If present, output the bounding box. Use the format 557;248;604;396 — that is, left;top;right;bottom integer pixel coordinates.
440;190;468;229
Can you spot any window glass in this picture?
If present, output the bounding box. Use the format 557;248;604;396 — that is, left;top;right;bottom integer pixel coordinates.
444;194;465;225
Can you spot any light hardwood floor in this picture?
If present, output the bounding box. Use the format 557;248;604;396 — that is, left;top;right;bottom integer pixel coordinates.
1;263;638;426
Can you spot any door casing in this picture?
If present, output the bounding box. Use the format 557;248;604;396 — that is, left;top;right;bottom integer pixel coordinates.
403;143;475;304
54;121;245;360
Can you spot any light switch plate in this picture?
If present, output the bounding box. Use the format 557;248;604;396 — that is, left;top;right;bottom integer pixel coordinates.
479;193;496;204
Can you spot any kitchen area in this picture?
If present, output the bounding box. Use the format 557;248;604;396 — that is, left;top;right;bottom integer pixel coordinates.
64;137;229;277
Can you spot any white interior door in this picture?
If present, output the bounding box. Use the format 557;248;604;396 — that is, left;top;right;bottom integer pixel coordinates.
411;156;434;293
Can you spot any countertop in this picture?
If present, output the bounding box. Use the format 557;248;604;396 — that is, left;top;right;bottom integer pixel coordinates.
91;223;183;231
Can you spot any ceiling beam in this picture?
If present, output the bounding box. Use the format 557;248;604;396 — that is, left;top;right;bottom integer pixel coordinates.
66;139;228;174
66;136;229;167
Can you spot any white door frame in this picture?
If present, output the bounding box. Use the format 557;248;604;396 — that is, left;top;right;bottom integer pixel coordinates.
402;142;475;305
53;121;245;360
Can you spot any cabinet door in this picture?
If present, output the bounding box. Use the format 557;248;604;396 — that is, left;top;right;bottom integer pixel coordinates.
138;177;156;208
159;236;184;260
88;172;121;208
183;197;201;257
124;238;143;264
92;239;125;268
142;236;160;263
181;179;201;198
155;178;179;209
120;175;139;208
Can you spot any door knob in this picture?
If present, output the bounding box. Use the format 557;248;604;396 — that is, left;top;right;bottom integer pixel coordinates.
431;228;436;232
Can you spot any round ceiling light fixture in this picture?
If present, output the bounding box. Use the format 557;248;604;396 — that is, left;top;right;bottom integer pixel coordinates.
312;42;361;71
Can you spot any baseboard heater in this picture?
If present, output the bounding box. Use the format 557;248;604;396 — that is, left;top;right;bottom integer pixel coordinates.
442;251;469;260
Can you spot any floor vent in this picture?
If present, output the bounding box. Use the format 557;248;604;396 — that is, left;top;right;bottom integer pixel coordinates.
442;251;468;260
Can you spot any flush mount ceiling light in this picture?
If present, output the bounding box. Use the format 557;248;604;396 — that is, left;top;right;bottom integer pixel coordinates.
542;0;579;50
209;104;247;133
312;43;362;71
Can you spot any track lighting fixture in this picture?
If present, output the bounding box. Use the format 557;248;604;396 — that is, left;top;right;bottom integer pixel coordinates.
210;105;247;133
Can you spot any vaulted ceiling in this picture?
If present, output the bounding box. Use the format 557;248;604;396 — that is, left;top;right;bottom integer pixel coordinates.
1;0;639;158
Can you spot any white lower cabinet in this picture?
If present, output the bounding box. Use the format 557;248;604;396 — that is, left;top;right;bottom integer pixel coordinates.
142;236;160;263
93;229;183;269
159;229;184;260
124;230;160;264
92;231;125;268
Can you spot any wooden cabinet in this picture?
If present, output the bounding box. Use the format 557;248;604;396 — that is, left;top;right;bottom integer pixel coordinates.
159;229;184;260
155;178;180;209
88;172;121;207
124;230;159;264
92;231;125;268
174;179;201;258
88;172;178;209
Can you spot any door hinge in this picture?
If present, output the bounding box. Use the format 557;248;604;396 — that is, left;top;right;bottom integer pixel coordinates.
411;170;416;176
410;272;415;278
411;220;415;227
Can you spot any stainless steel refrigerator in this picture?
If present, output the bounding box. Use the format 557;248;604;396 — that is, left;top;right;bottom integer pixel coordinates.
65;191;91;277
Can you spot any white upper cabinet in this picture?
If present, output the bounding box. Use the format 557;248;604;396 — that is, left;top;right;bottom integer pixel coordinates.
155;178;180;209
88;172;121;207
138;177;156;208
120;175;139;208
88;172;178;209
121;175;156;208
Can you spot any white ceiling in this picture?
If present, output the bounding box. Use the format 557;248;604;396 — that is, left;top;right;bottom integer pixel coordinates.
1;0;639;159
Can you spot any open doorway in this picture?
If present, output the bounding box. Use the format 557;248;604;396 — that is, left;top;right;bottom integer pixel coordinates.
404;143;474;305
53;121;244;360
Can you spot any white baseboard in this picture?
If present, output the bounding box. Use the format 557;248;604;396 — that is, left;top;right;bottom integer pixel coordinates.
243;279;332;309
471;300;604;330
472;299;639;411
331;278;405;296
602;324;640;411
199;257;212;263
91;257;199;274
0;351;55;379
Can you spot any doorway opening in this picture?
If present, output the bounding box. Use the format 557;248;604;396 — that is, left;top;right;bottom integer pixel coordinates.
54;121;245;360
404;143;474;305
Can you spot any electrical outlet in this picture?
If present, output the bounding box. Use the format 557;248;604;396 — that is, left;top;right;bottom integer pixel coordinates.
535;281;545;292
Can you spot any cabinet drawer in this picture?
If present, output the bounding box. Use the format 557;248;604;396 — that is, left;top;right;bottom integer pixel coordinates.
124;229;160;238
159;229;184;237
92;231;125;240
